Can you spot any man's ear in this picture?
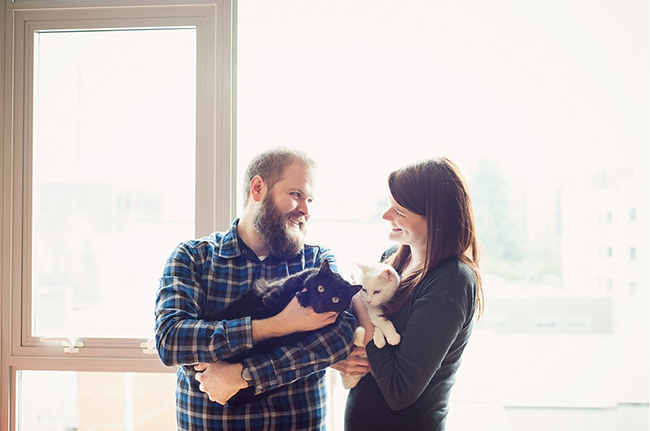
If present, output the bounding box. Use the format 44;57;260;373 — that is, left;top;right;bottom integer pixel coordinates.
249;175;266;203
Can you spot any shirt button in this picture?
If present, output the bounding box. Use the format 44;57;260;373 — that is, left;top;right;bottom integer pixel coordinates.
242;249;247;254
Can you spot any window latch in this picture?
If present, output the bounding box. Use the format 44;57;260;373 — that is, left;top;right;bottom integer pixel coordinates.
40;337;84;353
140;338;157;355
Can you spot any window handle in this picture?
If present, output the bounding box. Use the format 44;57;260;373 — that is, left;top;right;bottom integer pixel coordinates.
40;337;84;353
140;338;157;355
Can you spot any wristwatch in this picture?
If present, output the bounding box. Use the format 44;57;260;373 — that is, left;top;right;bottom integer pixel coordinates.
241;367;253;383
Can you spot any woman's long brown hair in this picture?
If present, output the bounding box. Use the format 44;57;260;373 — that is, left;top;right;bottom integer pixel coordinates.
382;158;484;318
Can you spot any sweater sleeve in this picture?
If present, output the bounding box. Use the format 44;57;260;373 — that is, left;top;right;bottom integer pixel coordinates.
365;273;469;410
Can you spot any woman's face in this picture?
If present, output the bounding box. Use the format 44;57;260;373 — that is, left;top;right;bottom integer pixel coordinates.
382;195;428;251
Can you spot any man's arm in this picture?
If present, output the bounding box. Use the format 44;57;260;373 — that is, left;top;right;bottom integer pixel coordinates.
194;295;344;404
239;251;357;394
251;294;339;342
154;242;254;367
241;308;356;396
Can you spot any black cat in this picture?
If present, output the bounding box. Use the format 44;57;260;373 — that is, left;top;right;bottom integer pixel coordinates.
187;260;361;406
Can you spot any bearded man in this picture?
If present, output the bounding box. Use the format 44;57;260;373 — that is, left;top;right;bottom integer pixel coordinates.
155;147;356;431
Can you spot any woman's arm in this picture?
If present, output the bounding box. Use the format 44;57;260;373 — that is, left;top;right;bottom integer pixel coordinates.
365;267;472;410
330;296;373;377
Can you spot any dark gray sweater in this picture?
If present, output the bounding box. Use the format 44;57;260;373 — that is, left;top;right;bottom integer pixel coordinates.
344;259;477;431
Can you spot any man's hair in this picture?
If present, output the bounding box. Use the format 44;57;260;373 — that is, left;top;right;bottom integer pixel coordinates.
242;147;317;204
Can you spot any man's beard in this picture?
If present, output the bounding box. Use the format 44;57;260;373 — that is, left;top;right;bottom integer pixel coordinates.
253;193;307;259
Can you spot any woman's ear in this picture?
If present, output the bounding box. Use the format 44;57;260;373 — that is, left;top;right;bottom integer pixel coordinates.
249;175;266;203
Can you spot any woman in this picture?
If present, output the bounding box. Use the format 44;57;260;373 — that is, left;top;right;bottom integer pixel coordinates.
335;157;484;431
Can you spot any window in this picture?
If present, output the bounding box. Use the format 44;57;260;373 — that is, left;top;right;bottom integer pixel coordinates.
1;2;234;429
32;28;197;340
19;371;176;430
237;1;648;430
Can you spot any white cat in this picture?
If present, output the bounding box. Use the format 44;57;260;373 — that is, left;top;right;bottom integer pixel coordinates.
341;261;401;389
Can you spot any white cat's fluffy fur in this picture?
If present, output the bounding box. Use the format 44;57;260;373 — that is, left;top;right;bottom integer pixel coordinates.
341;261;401;389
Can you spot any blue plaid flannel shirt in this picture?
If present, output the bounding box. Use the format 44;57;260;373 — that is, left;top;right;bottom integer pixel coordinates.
155;220;356;431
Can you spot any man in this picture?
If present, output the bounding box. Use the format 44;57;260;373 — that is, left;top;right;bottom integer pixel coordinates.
155;147;356;430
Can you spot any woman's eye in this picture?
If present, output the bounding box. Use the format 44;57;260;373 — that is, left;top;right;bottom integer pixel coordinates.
318;285;325;293
332;297;340;303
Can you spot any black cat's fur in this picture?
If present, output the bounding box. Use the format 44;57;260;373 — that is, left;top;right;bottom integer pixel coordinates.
187;260;361;406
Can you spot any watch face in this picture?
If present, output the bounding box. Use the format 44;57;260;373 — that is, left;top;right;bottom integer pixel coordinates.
242;368;253;382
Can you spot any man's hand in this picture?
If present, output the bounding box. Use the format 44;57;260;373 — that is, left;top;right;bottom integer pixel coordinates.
252;295;338;343
194;362;249;405
331;345;371;376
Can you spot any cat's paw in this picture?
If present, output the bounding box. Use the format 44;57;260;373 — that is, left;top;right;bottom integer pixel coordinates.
341;373;364;389
386;332;401;346
295;290;311;307
373;333;387;349
353;327;366;347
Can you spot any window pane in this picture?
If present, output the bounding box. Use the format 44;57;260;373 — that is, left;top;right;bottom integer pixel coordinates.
18;371;176;431
32;29;196;338
238;1;648;430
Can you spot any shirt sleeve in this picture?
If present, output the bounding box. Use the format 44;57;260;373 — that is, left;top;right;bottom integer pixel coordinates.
241;250;357;395
242;310;357;394
365;273;470;410
154;242;254;367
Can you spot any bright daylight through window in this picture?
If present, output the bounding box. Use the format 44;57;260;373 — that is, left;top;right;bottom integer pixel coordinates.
237;1;648;431
32;28;196;339
21;27;196;430
1;1;646;431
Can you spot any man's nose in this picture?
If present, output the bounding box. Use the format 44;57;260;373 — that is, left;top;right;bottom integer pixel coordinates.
297;199;310;216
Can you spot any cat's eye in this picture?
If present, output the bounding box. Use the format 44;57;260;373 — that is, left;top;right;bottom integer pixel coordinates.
332;297;340;303
317;285;325;293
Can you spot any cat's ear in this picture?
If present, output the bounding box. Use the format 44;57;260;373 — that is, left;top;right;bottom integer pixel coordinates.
320;260;331;272
349;284;363;295
355;262;370;272
380;268;396;281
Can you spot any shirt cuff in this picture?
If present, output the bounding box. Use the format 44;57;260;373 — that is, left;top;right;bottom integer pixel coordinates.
221;316;254;356
241;355;280;394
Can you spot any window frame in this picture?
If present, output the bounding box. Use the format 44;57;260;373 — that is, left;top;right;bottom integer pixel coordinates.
0;1;236;428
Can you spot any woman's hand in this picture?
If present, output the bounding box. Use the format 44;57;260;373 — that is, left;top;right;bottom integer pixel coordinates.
352;296;375;345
